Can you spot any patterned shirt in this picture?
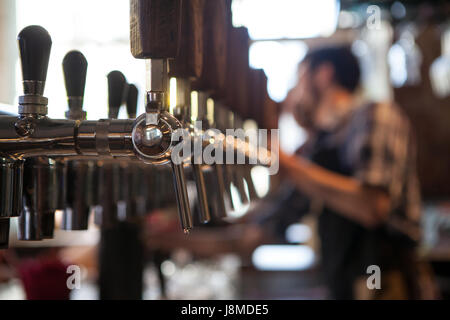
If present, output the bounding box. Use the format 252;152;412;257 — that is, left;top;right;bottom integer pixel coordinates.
307;101;421;299
257;102;421;243
340;102;421;241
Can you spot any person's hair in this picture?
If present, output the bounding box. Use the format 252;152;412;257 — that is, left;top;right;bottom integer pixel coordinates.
303;45;361;93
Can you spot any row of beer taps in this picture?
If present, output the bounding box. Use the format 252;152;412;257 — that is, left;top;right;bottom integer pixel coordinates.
0;0;274;249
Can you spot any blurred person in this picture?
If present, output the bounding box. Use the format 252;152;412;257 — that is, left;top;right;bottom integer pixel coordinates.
144;46;427;299
277;45;423;299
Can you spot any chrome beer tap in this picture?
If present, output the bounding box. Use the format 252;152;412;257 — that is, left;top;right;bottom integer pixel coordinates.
61;50;93;230
227;111;250;207
198;96;228;219
189;0;232;218
169;0;211;225
234;114;258;202
94;70;129;228
125;84;149;220
16;26;62;240
130;0;193;233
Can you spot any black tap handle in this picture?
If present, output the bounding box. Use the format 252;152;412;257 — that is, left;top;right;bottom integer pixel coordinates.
126;84;138;118
107;70;127;119
17;25;52;94
63;50;87;98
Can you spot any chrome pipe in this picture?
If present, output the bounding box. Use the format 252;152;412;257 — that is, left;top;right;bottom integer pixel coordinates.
171;162;193;234
192;164;211;224
0;116;135;159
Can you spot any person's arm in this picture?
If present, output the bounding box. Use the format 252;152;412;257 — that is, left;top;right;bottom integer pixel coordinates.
279;151;391;228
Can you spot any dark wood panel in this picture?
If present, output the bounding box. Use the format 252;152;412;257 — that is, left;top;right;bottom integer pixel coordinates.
169;0;205;79
130;0;182;59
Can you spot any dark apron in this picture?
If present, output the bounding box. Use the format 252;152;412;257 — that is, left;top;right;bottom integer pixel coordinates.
308;130;419;299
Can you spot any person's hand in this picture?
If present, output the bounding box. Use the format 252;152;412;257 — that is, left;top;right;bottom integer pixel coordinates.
277;150;311;182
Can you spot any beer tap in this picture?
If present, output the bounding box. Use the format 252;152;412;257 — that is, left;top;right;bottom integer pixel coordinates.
245;68;273;200
235;114;258;202
126;84;138;119
213;104;235;212
192;110;233;218
17;26;62;240
227;111;250;207
125;85;149;220
98;79;146;300
130;0;193;233
223;27;253;207
191;0;231;218
197;95;228;219
61;50;93;230
94;70;129;228
169;0;211;225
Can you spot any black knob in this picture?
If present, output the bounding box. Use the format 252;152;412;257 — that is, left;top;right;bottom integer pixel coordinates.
126;84;138;118
63;50;87;98
107;70;126;119
17;25;52;95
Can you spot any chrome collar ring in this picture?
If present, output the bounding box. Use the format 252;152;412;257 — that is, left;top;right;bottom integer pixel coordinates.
132;111;183;165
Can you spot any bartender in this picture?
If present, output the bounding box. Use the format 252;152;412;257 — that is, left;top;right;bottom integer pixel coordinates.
277;46;422;299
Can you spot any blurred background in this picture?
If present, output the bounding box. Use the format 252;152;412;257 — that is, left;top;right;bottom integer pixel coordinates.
0;0;449;300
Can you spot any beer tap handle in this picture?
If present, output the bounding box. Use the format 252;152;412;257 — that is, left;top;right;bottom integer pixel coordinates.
126;84;139;119
17;25;52;116
63;50;88;120
169;0;205;79
191;0;229;98
18;25;52;95
225;27;250;118
249;69;268;128
107;70;127;119
130;0;182;119
130;0;182;59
